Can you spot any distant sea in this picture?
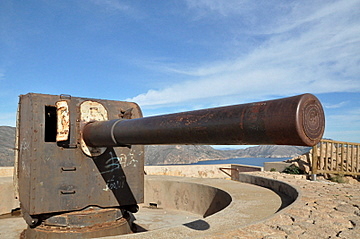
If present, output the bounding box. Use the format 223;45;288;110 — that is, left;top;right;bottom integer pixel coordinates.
190;157;291;167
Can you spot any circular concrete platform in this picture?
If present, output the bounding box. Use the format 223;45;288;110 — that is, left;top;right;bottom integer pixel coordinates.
0;175;298;238
115;175;289;238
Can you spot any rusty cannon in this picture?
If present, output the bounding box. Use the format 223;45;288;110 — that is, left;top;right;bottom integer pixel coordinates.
83;93;324;148
16;93;325;238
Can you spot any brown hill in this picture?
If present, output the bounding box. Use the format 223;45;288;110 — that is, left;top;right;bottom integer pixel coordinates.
0;126;16;166
221;145;310;159
145;145;310;165
0;126;310;166
145;145;227;165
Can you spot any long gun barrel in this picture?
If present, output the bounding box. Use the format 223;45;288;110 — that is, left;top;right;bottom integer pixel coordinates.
82;93;325;147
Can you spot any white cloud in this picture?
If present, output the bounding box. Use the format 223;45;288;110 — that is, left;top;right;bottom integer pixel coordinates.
128;1;360;109
185;0;252;16
184;0;294;20
90;0;131;12
324;101;349;109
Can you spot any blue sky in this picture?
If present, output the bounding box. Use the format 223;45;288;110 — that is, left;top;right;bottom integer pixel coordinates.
1;0;360;146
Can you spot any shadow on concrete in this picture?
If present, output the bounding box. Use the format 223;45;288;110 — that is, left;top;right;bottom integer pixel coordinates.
132;223;148;233
276;191;296;212
183;219;210;231
203;189;232;218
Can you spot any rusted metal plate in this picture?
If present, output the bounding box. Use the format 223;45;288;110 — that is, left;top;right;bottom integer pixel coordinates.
24;217;132;238
17;93;144;218
43;207;123;228
55;101;70;142
79;100;108;156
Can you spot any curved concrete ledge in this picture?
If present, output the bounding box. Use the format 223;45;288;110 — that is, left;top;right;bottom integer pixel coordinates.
144;176;232;217
237;173;300;210
116;175;299;238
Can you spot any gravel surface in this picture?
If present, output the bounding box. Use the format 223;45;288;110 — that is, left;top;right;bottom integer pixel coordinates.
219;172;360;239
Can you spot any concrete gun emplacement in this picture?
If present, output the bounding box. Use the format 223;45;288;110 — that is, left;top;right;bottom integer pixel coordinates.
16;93;325;237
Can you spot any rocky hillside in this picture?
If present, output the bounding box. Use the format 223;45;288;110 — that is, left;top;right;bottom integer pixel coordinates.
145;145;227;165
145;145;310;165
0;126;16;166
0;126;310;166
221;145;311;159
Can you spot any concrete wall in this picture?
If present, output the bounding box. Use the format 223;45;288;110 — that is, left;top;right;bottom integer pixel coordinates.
0;167;14;177
145;164;262;179
0;167;19;215
145;176;232;217
238;173;300;205
145;164;231;178
264;161;291;172
0;177;19;215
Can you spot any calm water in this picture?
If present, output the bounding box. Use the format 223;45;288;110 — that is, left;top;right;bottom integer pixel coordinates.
190;157;291;167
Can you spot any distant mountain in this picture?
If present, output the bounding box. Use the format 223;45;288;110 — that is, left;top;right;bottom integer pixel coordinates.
220;145;311;159
145;145;228;165
0;126;310;166
0;126;16;166
145;144;310;165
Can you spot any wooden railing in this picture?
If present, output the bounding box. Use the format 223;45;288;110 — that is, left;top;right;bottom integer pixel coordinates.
312;139;360;178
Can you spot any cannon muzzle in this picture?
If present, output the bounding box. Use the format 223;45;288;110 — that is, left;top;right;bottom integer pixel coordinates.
83;93;325;147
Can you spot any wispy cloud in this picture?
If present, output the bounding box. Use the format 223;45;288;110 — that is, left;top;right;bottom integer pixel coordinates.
90;0;131;12
185;0;252;16
185;0;288;20
128;0;360;109
324;101;349;109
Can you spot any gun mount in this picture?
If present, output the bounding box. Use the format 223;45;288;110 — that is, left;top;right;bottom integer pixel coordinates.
15;93;324;238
